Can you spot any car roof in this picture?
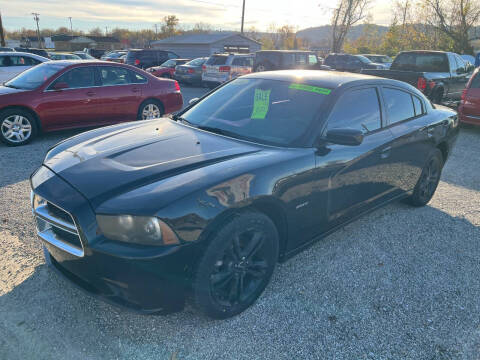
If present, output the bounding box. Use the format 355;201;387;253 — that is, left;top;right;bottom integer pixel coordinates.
257;50;314;53
243;70;411;89
0;51;49;60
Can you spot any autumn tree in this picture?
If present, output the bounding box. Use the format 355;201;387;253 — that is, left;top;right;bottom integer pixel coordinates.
423;0;480;54
331;0;370;52
161;15;179;38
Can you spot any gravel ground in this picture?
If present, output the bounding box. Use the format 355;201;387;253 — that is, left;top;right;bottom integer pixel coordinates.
0;88;479;360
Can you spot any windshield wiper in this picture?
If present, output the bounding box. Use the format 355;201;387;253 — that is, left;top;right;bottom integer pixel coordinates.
197;126;255;142
3;84;20;89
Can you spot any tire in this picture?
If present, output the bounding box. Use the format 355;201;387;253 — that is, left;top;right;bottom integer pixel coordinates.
193;211;279;319
254;64;269;72
0;108;37;146
137;100;164;120
432;89;444;104
407;149;443;207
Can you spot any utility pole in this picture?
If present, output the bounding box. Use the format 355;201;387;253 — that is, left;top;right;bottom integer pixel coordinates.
32;12;42;48
105;26;108;36
0;12;6;47
68;17;73;33
154;24;158;39
241;0;246;34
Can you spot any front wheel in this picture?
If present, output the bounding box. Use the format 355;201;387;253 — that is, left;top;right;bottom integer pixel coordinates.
138;100;164;120
407;149;443;207
0;109;37;146
193;211;279;319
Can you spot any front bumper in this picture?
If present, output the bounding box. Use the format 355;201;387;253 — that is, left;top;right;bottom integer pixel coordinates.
32;167;191;314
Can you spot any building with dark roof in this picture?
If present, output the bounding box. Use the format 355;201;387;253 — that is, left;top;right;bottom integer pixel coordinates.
150;32;262;58
50;34;121;51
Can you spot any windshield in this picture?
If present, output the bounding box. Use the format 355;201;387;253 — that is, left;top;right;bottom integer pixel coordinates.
181;78;331;147
355;55;372;64
187;58;206;66
392;52;449;72
4;63;64;90
161;59;176;67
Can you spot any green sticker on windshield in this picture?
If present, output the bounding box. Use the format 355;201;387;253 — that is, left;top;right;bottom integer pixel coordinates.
251;89;271;119
289;83;332;95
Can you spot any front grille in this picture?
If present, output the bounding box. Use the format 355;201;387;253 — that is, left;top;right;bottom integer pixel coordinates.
32;192;84;257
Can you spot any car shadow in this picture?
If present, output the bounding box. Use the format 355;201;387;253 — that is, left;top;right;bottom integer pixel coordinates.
1;202;479;359
0;129;83;188
440;126;480;192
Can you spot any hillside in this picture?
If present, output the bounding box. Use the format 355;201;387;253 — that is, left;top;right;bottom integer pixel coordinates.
296;24;389;46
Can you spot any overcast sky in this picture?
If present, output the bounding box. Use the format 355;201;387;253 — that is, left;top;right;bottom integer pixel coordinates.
3;0;393;32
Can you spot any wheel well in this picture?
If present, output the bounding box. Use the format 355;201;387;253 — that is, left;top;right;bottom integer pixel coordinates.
197;201;289;263
138;98;165;116
0;105;41;132
250;201;288;262
437;141;449;162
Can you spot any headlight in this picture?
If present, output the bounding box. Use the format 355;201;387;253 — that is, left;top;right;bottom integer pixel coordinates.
96;215;179;246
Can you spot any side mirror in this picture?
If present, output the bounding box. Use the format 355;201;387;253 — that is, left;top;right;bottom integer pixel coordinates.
52;82;69;91
189;98;199;105
324;128;364;146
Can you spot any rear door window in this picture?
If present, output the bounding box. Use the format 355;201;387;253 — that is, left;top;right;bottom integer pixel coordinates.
130;71;147;84
283;53;295;66
412;95;424;116
99;66;131;86
326;87;382;133
383;88;416;124
296;54;307;65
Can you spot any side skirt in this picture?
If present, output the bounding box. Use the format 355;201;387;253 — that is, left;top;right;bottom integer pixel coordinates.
280;191;411;263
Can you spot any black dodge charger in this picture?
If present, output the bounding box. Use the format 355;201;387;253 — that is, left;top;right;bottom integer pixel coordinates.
30;71;458;319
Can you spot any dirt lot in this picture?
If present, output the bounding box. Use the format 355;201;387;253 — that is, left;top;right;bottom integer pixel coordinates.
0;89;479;359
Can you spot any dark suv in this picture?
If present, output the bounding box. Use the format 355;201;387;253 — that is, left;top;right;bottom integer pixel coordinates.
253;50;329;72
126;49;179;69
324;54;385;72
14;47;50;59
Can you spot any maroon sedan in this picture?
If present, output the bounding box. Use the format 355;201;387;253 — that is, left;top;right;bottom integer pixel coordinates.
459;68;480;126
0;61;183;146
146;59;190;79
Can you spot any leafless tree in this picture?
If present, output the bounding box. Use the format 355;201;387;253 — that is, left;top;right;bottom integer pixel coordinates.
331;0;370;52
424;0;480;53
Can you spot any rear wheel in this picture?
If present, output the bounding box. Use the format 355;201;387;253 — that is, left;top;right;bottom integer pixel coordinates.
138;100;164;120
193;211;279;319
0;108;37;146
407;149;443;206
254;64;269;72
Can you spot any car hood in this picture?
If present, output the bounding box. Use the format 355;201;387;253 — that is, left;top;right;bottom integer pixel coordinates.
0;86;30;96
44;119;262;207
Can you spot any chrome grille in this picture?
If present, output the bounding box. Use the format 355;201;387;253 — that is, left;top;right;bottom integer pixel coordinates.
31;192;84;257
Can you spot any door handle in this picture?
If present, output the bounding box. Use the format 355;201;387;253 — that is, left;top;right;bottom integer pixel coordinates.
132;88;140;93
86;91;96;96
381;146;392;159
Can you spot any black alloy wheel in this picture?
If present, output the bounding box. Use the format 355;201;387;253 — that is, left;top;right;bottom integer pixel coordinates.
193;212;279;319
408;149;443;206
